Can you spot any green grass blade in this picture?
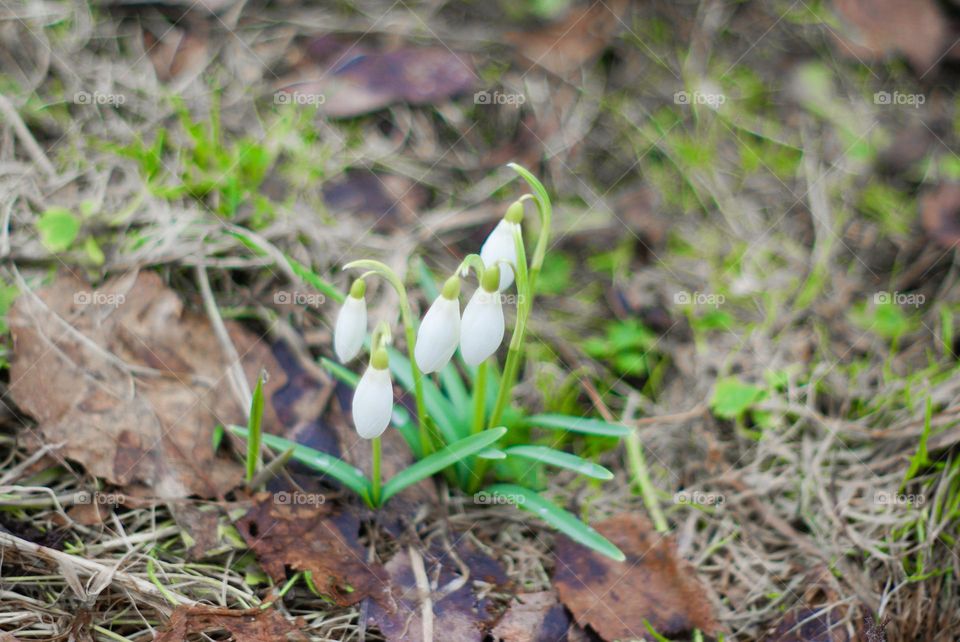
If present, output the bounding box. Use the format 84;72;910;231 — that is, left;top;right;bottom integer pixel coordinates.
477;448;506;460
524;413;631;437
245;373;265;483
231;229;345;303
229;425;370;497
504;445;613;480
381;427;507;502
484;483;625;561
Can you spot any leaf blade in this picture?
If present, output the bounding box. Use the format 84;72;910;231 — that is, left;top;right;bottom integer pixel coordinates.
504;445;613;480
381;427;507;502
524;413;631;437
484;483;625;561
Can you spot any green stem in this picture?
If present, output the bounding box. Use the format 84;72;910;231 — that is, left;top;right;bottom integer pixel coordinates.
371;436;382;506
345;259;433;455
472;360;488;434
626;430;668;533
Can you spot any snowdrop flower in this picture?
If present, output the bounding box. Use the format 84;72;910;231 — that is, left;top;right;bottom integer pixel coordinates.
352;348;393;439
414;276;461;373
480;200;524;290
460;266;505;365
334;279;367;362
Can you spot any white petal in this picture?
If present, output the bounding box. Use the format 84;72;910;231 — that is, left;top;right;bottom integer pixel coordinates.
414;296;460;373
480;220;519;290
334;296;367;362
460;289;505;365
352;366;393;439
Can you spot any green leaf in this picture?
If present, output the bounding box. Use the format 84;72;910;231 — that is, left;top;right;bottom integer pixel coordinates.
228;425;370;497
710;377;766;419
36;207;80;252
477;448;506;460
381;427;507;502
484;483;625;561
525;413;631;437
504;445;613;480
84;237;105;265
245;374;265;483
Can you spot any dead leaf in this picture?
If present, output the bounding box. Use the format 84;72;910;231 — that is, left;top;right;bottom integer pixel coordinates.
552;513;719;640
921;183;960;248
491;591;571;642
831;0;949;72
505;0;627;78
169;502;224;560
368;539;508;642
236;491;389;607
322;170;430;231
143;21;210;83
8;272;281;499
278;40;476;118
154;605;306;641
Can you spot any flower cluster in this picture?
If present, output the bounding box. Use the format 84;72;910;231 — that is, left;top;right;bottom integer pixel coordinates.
333;200;525;440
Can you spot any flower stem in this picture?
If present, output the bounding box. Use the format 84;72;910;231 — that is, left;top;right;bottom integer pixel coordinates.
371;436;382;507
472;360;488;434
345;259;433;455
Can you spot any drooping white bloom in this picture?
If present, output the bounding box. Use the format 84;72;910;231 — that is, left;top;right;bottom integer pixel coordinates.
334;294;367;362
480;219;520;290
352;364;393;439
460;288;505;365
414;294;461;373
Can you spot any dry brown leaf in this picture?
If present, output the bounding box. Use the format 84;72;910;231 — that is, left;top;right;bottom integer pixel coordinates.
921;183;960;248
491;591;571;642
368;539;508;642
505;0;627;78
154;605;306;642
8;272;282;499
552;513;719;640
143;22;210;83
831;0;949;72
322;170;430;231
169;502;223;560
236;491;390;607
278;40;476;118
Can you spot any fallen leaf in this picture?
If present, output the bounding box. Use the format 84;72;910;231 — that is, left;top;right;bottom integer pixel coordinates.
368;539;509;642
322;170;430;230
8;272;281;499
236;491;390;607
921;183;960;248
552;513;719;640
831;0;949;72
278;40;476;118
154;605;306;641
505;0;627;78
491;591;571;642
143;20;210;83
169;502;224;560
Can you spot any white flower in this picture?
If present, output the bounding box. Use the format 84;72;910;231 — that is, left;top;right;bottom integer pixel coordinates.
414;294;461;373
460;289;505;365
352;364;393;439
334;294;367;362
480;219;520;290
